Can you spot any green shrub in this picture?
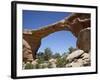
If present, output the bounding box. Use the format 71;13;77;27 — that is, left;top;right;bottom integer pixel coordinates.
25;63;34;69
56;57;67;68
35;63;40;69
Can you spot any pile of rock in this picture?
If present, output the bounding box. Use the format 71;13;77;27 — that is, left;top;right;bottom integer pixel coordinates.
65;27;91;68
66;49;91;67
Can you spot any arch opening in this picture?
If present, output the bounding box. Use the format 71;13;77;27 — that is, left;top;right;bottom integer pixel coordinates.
37;30;77;55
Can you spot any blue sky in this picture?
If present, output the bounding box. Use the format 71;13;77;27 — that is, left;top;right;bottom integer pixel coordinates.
23;10;77;54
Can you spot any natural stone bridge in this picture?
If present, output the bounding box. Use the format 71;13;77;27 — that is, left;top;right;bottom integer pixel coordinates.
23;13;91;62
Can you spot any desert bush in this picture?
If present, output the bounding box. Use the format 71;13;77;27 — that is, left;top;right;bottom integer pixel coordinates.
35;63;40;69
23;47;77;69
56;57;68;67
25;63;34;69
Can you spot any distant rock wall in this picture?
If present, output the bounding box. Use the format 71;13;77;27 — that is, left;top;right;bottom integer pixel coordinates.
23;13;91;62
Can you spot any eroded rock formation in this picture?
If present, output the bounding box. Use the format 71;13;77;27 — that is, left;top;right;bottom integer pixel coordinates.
23;39;33;62
23;13;91;62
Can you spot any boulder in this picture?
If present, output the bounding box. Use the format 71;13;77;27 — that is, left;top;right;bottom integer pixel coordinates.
31;59;38;65
49;59;57;63
49;59;57;68
66;51;91;67
70;61;83;67
66;63;72;67
66;50;84;62
81;53;91;66
81;53;90;59
66;59;83;67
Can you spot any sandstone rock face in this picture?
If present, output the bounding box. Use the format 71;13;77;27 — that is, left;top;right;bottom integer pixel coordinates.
23;39;33;62
23;30;41;60
66;18;90;37
66;50;91;67
77;27;90;52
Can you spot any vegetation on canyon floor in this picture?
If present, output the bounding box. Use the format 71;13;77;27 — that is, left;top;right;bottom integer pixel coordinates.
23;47;78;69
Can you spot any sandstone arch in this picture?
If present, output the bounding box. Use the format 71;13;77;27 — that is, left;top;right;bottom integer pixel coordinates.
23;13;91;62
